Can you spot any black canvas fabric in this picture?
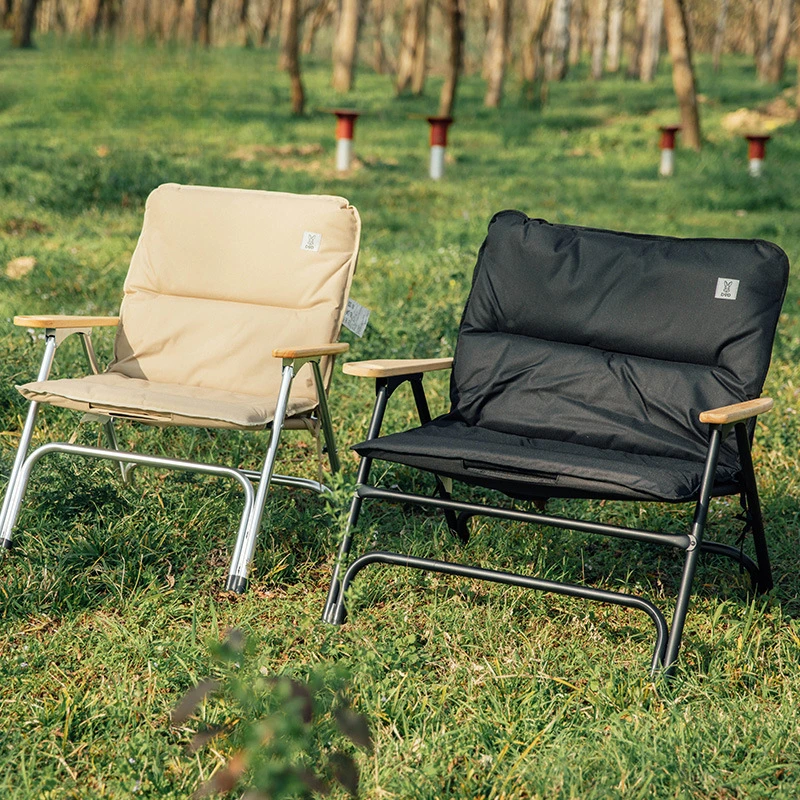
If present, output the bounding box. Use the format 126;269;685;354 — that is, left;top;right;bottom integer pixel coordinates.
355;213;789;502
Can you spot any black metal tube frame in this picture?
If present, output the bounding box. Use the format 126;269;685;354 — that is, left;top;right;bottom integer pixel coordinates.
323;373;772;675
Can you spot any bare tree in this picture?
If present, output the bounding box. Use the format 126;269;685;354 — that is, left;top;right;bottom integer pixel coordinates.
193;0;215;45
545;0;571;81
302;0;335;54
239;0;253;46
12;0;42;45
760;0;794;83
369;0;389;73
439;0;465;115
261;0;279;44
521;0;554;103
484;0;511;107
639;0;663;82
605;0;623;72
332;0;362;92
396;0;428;94
711;0;728;72
568;0;585;65
410;0;429;94
588;0;608;79
664;0;700;150
280;0;305;114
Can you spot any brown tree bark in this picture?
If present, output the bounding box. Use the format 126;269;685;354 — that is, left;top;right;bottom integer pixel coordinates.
12;0;41;46
484;0;510;107
410;1;429;95
261;0;279;44
332;0;361;92
396;0;428;94
192;0;214;46
239;0;252;46
369;0;389;73
302;0;334;55
438;0;464;116
588;0;608;80
663;0;701;150
605;0;623;72
764;0;793;83
568;0;585;66
280;0;305;114
522;0;554;104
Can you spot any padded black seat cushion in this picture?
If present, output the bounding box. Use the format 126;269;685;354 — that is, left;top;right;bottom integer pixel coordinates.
354;416;740;501
355;213;789;503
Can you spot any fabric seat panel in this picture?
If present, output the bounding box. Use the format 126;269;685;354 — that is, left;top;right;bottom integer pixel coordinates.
17;373;318;430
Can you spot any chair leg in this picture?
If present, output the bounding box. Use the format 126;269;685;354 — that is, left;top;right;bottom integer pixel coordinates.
101;418;137;487
735;423;773;593
322;381;391;624
0;336;58;548
311;360;341;474
662;426;723;674
225;364;295;594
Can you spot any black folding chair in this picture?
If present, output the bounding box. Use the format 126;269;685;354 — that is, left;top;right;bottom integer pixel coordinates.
322;212;789;674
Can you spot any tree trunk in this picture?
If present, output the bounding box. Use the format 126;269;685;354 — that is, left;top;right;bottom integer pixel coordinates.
239;0;252;46
261;0;278;44
605;0;623;72
301;0;333;55
280;0;305;114
663;0;700;150
627;0;646;77
438;0;464;116
396;0;427;94
639;0;663;82
522;0;554;104
711;0;728;72
370;0;389;73
332;0;361;92
765;0;793;83
192;0;214;45
410;0;429;94
12;0;41;46
484;0;510;107
588;0;608;79
545;0;571;81
568;0;585;66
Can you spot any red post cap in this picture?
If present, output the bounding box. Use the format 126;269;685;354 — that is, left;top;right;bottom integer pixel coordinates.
745;134;770;160
659;125;681;150
328;109;361;140
427;116;454;147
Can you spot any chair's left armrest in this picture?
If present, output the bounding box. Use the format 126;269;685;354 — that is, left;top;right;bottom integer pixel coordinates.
342;358;453;378
272;343;350;359
14;315;120;329
699;398;773;425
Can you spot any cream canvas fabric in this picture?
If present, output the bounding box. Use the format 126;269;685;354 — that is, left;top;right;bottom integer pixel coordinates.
18;184;361;429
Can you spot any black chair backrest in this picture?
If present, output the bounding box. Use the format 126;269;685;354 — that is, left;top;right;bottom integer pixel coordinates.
451;212;789;470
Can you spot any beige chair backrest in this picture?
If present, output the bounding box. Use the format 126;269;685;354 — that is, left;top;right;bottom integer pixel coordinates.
109;183;361;404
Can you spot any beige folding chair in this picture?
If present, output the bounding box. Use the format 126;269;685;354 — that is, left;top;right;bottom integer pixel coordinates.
0;183;361;592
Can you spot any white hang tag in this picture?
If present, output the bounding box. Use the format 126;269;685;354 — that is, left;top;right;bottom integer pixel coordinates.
342;298;371;337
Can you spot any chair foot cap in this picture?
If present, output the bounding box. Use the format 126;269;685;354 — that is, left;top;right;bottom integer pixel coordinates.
225;575;248;594
0;538;11;550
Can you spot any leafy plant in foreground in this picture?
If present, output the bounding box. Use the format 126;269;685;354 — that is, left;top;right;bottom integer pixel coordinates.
171;631;373;799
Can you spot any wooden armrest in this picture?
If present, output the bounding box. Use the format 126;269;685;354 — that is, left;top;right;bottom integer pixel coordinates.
14;315;119;329
272;343;350;359
699;398;773;425
342;357;453;378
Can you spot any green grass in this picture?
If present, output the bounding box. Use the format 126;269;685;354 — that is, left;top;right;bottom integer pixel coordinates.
2;36;800;798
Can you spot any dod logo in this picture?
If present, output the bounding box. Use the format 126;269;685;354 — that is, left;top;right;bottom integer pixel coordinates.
301;231;322;252
714;277;740;300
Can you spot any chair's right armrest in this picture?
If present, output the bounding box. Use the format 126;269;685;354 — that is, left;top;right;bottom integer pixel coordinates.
14;315;119;329
342;358;453;378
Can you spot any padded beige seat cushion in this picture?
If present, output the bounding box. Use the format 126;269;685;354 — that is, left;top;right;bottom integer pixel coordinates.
18;183;361;428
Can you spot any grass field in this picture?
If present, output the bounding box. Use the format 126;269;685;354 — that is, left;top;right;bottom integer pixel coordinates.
2;36;800;799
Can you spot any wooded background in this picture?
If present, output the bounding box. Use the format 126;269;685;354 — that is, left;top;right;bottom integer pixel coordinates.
6;1;799;141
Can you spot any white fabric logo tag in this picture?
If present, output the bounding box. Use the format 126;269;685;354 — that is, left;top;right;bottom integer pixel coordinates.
715;278;739;300
301;231;322;252
342;298;371;337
